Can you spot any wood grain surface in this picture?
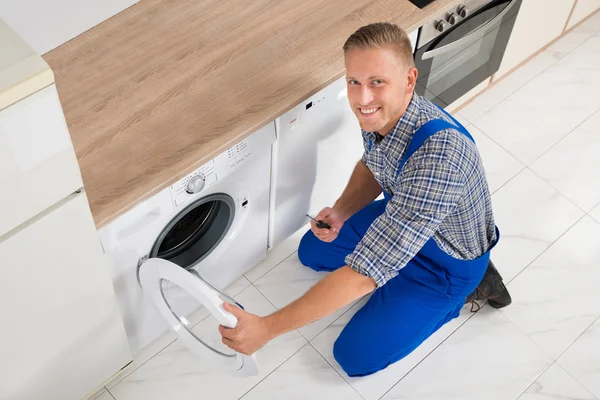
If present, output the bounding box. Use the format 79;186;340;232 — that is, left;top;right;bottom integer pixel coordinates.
43;0;461;227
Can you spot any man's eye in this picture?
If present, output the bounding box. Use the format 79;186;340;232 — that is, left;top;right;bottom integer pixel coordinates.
349;80;359;85
373;80;383;85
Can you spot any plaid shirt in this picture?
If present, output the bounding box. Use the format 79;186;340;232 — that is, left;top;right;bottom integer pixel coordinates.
345;94;497;288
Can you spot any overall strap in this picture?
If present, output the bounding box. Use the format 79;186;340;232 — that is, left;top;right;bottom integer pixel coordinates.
397;117;475;178
435;105;471;137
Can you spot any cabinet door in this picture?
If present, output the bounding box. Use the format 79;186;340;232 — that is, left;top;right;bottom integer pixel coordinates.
494;0;576;80
0;84;83;237
0;192;132;400
0;0;139;54
567;0;600;30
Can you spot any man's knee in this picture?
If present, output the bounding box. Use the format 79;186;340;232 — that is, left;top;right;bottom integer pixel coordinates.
297;228;349;272
297;230;318;268
333;332;393;377
333;327;413;377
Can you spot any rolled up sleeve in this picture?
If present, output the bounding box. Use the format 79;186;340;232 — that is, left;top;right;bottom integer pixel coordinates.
344;158;465;288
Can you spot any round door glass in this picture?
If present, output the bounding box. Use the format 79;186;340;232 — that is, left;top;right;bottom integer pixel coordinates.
158;272;237;358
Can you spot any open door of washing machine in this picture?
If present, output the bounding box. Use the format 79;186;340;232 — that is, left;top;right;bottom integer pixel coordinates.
138;258;260;377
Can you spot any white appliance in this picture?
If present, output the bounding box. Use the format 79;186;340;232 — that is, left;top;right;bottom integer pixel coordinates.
99;122;275;375
0;19;132;400
269;76;364;249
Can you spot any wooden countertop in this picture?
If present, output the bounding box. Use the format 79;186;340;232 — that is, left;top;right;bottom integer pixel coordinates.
43;0;461;228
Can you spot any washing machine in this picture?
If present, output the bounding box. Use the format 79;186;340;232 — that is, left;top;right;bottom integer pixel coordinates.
99;122;275;375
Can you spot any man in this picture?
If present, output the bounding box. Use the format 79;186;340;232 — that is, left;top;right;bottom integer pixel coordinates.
219;22;511;377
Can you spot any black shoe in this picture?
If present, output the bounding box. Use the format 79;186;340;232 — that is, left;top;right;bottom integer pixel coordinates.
465;260;512;311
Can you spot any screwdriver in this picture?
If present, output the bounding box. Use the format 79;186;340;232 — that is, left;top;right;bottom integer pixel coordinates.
306;214;331;229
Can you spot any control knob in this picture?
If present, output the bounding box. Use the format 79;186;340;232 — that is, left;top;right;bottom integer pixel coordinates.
458;6;469;18
186;174;206;194
435;20;447;32
447;13;458;25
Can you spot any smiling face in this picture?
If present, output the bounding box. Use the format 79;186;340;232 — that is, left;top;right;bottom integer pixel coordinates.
345;46;418;136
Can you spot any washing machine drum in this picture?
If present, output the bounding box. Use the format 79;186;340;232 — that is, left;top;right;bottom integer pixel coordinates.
151;194;235;269
138;258;260;377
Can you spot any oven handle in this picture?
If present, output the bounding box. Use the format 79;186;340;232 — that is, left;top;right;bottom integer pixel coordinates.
422;0;518;60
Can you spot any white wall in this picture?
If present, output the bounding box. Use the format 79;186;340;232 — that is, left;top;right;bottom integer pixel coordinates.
0;0;139;54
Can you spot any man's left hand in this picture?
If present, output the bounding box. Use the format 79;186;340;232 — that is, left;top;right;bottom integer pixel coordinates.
218;302;272;355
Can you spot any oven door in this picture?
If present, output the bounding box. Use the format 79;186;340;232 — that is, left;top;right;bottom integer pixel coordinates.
414;0;522;108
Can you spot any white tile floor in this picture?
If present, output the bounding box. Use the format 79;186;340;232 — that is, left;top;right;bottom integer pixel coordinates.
99;13;600;400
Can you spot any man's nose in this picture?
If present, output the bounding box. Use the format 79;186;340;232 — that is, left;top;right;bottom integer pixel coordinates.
359;86;374;105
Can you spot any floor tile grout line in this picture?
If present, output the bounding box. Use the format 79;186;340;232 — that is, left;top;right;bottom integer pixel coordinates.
236;341;311;400
513;360;556;400
526;104;600;167
306;305;369;397
307;342;368;400
524;166;590;216
471;128;524;175
470;119;528;166
586;199;600;220
489;165;527;196
376;310;482;400
555;312;600;362
246;245;300;284
554;354;600;400
516;359;599;400
496;304;563;362
105;335;178;390
503;211;587;286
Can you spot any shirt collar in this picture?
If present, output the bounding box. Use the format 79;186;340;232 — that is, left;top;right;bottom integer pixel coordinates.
362;93;420;148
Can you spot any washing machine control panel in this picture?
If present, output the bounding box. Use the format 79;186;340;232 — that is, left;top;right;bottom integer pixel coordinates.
170;161;217;208
225;139;252;168
169;138;253;209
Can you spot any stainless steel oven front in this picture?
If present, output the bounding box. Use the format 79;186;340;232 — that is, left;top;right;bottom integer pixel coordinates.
414;0;522;108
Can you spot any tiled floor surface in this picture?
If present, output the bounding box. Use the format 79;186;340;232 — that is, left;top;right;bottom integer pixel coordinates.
92;12;600;400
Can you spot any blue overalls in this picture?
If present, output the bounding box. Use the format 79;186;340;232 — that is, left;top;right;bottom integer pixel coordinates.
297;107;500;377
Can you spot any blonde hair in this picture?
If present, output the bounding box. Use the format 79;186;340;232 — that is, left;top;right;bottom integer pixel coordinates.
343;22;415;68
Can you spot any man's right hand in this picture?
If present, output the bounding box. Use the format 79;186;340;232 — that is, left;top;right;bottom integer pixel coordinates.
311;207;345;243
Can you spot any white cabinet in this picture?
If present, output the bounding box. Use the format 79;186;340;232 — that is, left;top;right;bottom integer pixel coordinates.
567;0;600;30
494;0;576;80
269;77;364;249
0;0;139;54
0;192;132;400
0;84;83;237
0;19;132;399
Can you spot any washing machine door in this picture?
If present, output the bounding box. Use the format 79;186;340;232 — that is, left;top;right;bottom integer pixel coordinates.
137;258;259;377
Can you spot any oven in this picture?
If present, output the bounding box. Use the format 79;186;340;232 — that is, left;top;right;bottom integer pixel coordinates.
414;0;523;108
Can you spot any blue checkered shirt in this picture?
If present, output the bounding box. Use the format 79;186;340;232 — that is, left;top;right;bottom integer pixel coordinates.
345;94;497;288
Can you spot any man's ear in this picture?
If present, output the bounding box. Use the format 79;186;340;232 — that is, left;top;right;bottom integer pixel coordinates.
406;67;418;93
